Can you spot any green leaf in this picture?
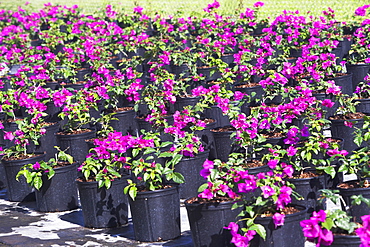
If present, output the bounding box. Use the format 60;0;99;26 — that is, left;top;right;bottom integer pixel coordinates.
104;179;112;189
172;172;185;184
198;183;209;192
324;166;336;179
250;224;266;240
129;186;137;201
322;218;333;230
159;152;174;158
132;148;139;158
34;176;43;190
171;154;183;166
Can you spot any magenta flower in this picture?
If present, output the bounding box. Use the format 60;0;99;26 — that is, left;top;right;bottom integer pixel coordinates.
327;148;348;157
198;188;213;199
355;5;370;16
32;162;41;170
276;186;292;209
356;215;370;247
272;212;285;228
225;222;256;247
200;160;214;179
301;126;310;137
344;121;354;128
268;159;279;169
286;145;297;156
253;1;264;8
317;229;333;246
281;163;294;177
322;99;335;108
261;185;275;198
311;210;326;222
238;175;257;193
4;131;14;141
133;6;143;15
300;219;321;239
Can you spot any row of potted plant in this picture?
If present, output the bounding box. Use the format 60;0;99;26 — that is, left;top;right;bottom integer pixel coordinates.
0;1;370;246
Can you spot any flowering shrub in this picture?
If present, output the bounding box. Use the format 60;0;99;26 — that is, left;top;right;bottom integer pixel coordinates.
301;190;370;247
16;148;74;190
1;1;370;245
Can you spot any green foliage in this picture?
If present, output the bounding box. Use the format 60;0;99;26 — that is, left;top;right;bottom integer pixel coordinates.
16;148;74;190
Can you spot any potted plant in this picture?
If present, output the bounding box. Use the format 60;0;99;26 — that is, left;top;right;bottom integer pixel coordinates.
301;190;370;246
185;158;241;247
353;76;370;114
345;7;370;90
55;87;98;164
0;116;47;202
77;130;132;228
123;131;185;242
206;155;307;247
16;148;78;212
335;145;370;223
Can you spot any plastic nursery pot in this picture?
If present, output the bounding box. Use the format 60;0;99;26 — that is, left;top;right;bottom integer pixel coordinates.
108;107;138;135
76;176;129;228
2;153;46;202
330;116;364;154
338;180;370;223
249;205;307;247
286;173;326;217
321;234;361;247
174;150;210;199
211;126;236;162
185;197;241;247
35;162;79;212
129;185;181;242
56;129;96;165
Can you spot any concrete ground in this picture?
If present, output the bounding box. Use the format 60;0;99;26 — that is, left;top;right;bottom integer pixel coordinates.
0;186;322;247
0;188;193;247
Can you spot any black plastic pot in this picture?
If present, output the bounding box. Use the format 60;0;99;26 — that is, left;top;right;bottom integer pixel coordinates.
174;96;200;112
44;101;61;122
56;129;96;165
330;116;364;154
290;48;302;58
327;73;353;96
2;153;46;202
211;126;236;162
174;151;210;199
135;115;173;142
341;37;353;59
27;122;60;161
313;93;339;120
221;54;235;65
234;84;264;115
170;64;190;79
0;120;19;148
203;105;230;128
355;98;370;114
108;108;137;135
194;119;217;160
129;186;180;242
346;63;370;92
247;164;270;175
74;68;91;82
185;198;241;247
323;234;361;246
35;163;78;212
249;205;307;247
0;146;6;190
338;180;370;223
197;67;221;82
76;176;129;228
286;174;326;216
